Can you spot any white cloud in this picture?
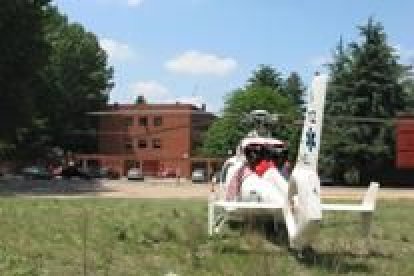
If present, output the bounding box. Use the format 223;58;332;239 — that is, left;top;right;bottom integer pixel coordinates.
129;81;170;101
99;38;136;62
128;81;208;107
165;50;237;76
97;0;144;7
126;0;144;7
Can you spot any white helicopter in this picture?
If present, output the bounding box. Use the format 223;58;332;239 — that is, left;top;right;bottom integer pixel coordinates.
208;73;380;249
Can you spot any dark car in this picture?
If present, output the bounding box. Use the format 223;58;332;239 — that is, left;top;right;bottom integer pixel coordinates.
21;166;52;180
107;168;121;180
61;166;91;180
86;167;109;178
320;176;334;186
83;167;120;179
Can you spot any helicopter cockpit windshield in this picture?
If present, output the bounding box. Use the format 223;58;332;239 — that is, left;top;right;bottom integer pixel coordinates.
224;137;290;202
240;137;288;172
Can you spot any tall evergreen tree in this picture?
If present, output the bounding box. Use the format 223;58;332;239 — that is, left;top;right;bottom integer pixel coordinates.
322;18;411;183
284;72;306;110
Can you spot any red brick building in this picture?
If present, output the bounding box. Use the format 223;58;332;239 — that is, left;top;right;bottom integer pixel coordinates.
76;103;223;178
396;113;414;169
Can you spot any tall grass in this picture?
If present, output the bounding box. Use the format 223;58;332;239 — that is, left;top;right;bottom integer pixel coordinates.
0;199;412;275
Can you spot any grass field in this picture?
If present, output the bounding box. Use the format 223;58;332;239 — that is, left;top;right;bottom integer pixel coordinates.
0;198;413;275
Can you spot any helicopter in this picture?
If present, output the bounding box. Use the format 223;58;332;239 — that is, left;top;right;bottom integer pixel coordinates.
208;73;380;249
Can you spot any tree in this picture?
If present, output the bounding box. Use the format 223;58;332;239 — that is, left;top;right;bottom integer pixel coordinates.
1;3;113;160
284;72;306;110
321;18;411;184
135;95;147;104
202;78;298;157
320;37;353;180
247;64;283;91
0;0;50;156
36;7;113;153
402;78;414;109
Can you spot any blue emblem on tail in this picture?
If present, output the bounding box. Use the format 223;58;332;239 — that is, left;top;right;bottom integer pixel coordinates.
306;128;316;152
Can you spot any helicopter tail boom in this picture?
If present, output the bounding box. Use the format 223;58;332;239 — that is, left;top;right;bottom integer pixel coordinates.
285;73;328;248
296;73;328;170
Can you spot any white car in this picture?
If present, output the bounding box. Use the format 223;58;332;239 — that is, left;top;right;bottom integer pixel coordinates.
192;169;206;183
127;168;144;181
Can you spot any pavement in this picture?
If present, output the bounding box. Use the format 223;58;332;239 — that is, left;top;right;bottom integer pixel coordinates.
1;177;414;200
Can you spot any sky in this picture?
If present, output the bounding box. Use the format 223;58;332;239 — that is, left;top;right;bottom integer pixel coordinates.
53;0;414;113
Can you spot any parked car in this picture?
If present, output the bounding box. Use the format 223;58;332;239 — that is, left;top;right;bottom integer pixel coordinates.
320;176;334;186
86;167;109;179
51;166;63;177
192;169;206;183
127;168;144;181
21;166;52;180
107;168;121;180
61;166;91;180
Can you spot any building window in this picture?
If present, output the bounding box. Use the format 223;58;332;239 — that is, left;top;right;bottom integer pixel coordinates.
138;139;147;148
125;138;133;151
152;138;161;149
126;160;140;169
125;117;133;127
154;116;162;126
139;116;148;126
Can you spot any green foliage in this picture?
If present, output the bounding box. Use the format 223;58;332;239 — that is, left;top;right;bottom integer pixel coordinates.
135;95;147;105
400;75;414;109
202;85;298;157
0;0;51;157
200;117;240;157
0;3;113;160
201;64;307;158
37;7;113;153
247;64;283;90
283;72;306;111
224;86;294;116
321;18;412;183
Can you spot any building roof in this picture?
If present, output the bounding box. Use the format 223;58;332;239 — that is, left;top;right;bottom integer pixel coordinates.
109;103;199;110
88;103;215;116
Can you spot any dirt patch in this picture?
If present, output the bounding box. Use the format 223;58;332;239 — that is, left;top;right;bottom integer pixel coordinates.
96;180;414;200
4;177;414;200
98;180;210;199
